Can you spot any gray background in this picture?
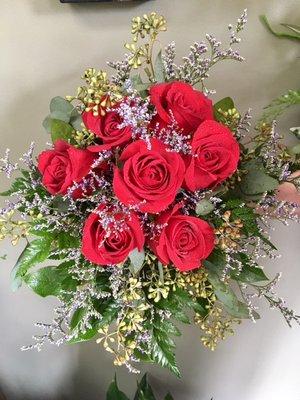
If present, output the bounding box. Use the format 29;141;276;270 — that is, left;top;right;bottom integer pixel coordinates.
0;1;299;399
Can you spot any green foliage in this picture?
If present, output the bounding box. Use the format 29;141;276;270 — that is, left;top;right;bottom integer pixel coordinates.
213;97;235;122
154;50;165;83
195;199;215;216
134;373;156;400
24;261;77;297
11;236;53;290
260;15;300;41
239;161;278;196
50;119;74;143
258;90;300;125
106;375;130;400
43;96;82;141
69;300;119;344
129;248;145;275
207;271;259;319
151;323;181;377
106;374;174;400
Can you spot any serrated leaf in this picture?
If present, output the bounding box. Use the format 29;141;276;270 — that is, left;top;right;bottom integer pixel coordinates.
11;237;53;289
240;161;278;195
51;119;74;143
24;262;77;297
68;300;119;344
195;199;215;216
154;50;165;83
106;375;130;400
151;329;181;377
129;248;145;275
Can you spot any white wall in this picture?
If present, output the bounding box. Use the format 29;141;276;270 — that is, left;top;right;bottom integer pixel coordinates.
0;1;299;399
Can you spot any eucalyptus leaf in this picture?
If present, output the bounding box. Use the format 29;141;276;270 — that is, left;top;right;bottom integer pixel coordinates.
208;271;259;319
239;161;278;195
70;109;83;131
290;127;300;140
129;248;145;275
42;115;52;133
154;50;165;83
50;119;74;143
290;143;300;155
195;199;215;216
50;96;74;117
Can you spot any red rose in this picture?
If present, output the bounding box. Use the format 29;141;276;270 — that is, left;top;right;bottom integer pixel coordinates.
83;101;132;151
81;205;144;265
38;140;96;197
149;204;215;271
150;82;213;134
113;139;185;213
184;120;240;191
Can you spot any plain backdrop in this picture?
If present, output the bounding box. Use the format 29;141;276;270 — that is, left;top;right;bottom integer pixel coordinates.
0;1;300;399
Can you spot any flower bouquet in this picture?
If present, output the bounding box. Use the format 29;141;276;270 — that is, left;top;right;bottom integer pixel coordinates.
1;10;300;377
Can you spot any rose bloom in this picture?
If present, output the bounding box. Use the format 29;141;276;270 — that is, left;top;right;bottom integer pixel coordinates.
149;204;215;271
150;81;213;135
184;120;240;191
38;140;96;197
113;138;185;213
81;205;144;265
83;100;132;151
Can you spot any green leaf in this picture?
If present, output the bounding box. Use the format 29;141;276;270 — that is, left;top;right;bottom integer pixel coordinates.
151;328;181;377
68;300;119;344
154;50;165;83
207;271;260;319
11;237;53;289
50;96;74;120
260;15;300;41
129;248;145;275
195;199;215;216
134;374;157;400
42;115;52;133
70;109;83;131
24;262;77;297
164;394;174;400
213;97;235;122
50;119;74;143
290;143;300;155
106;375;130;400
57;231;80;250
290;127;300;140
239;161;278;195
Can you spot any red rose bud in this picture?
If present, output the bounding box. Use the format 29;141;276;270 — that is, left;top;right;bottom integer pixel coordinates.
113;138;185;213
81;205;145;265
184;120;240;191
37;140;96;197
83;100;132;151
149;203;215;271
150;81;213;135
